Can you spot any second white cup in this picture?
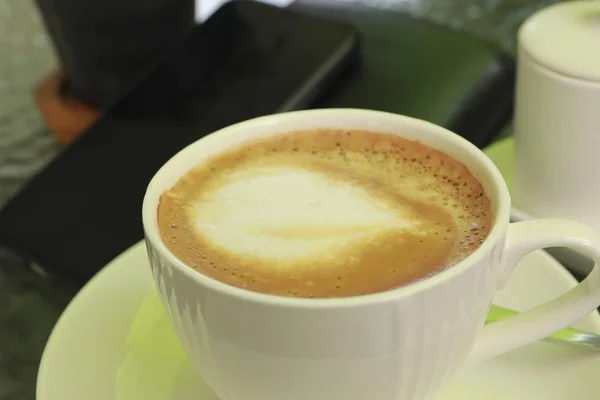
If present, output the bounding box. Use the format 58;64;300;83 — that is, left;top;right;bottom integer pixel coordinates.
514;1;600;229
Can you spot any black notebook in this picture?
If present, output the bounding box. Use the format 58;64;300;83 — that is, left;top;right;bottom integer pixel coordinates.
0;2;514;289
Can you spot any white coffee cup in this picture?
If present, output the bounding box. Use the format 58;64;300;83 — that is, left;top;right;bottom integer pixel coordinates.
143;109;600;400
514;1;600;230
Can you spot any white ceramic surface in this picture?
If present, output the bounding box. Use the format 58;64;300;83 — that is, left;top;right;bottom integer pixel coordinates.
36;241;600;400
195;0;294;21
483;137;596;277
514;1;600;232
518;1;600;81
142;109;600;400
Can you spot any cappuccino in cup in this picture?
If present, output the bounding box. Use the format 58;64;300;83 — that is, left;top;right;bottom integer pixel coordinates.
158;128;491;298
144;109;600;400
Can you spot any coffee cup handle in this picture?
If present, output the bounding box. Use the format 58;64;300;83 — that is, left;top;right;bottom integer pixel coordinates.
467;219;600;364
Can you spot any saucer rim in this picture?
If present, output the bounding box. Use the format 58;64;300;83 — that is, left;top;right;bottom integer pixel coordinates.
36;241;148;398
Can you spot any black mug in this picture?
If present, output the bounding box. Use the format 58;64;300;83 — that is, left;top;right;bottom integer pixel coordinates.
35;0;195;108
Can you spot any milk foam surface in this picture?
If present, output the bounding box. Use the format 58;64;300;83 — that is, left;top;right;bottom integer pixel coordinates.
158;129;492;298
191;166;422;265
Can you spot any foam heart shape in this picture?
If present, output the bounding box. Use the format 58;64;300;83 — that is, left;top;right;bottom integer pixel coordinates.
190;166;424;266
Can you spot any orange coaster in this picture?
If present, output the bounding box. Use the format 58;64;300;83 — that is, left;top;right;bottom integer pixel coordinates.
33;71;100;144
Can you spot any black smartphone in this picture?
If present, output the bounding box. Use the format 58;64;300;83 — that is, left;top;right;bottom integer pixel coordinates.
113;0;360;119
0;0;361;289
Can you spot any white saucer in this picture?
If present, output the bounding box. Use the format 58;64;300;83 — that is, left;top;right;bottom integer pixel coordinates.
37;241;600;400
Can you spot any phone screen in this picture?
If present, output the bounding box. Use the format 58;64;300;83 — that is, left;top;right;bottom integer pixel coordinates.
114;1;360;121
